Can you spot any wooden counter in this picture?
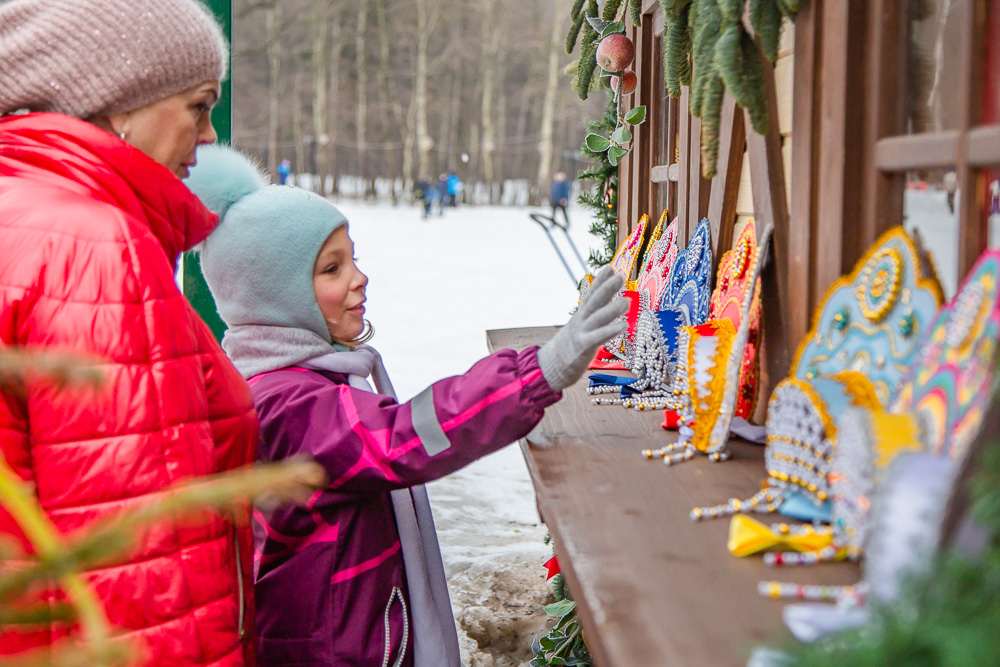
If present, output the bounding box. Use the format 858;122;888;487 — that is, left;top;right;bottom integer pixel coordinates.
487;326;860;667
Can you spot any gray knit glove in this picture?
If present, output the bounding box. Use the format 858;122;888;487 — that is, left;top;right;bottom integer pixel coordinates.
537;266;628;392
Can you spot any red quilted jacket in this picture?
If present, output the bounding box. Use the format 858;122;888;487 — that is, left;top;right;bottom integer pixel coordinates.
0;113;258;665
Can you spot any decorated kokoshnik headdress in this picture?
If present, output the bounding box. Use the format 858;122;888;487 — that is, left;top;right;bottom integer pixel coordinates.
657;219;764;430
589;214;652;369
643;222;770;465
589;218;713;408
739;250;1000;571
692;227;943;523
634;214;679;306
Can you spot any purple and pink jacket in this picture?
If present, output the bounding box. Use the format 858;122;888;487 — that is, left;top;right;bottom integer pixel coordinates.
247;346;559;666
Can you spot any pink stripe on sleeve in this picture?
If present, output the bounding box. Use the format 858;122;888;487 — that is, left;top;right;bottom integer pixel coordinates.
330;541;402;585
439;369;543;432
387;369;543;461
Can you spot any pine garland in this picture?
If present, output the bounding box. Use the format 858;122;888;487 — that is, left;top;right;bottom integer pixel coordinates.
578;90;620;267
657;0;795;177
574;0;601;100
664;3;692;97
629;0;643;25
532;533;593;667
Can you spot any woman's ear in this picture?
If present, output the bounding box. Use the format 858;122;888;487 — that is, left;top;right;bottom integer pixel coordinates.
88;113;128;139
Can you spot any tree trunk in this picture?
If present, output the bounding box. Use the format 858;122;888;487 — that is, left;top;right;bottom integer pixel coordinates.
293;72;305;176
415;0;433;179
375;0;396;180
327;17;343;194
356;0;370;195
479;1;502;189
536;1;564;204
312;0;330;194
265;4;282;181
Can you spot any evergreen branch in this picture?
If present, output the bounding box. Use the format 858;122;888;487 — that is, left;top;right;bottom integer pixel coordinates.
566;10;587;54
0;349;104;395
629;0;643;25
664;4;692;97
602;0;625;21
0;456;114;657
750;0;783;62
699;73;725;176
0;459;325;603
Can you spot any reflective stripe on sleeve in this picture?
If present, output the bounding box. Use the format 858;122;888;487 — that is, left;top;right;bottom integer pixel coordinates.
411;386;451;456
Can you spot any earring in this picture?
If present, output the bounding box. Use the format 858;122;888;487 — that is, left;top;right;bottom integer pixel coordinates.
118;131;126;140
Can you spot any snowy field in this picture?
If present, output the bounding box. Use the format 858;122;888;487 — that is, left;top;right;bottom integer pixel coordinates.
333;199;601;665
904;188;1000;298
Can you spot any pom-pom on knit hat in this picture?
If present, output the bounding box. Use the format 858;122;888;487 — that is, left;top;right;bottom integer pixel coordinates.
186;145;349;342
0;0;228;118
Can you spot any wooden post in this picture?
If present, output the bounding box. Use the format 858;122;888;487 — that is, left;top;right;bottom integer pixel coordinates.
746;39;793;397
182;0;232;342
787;0;822;350
706;94;746;269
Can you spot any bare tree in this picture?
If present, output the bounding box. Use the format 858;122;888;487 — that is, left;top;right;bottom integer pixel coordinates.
265;2;282;178
231;0;603;198
536;0;568;204
311;0;330;193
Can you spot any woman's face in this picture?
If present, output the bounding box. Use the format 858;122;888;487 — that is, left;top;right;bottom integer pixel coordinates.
110;80;220;179
313;226;368;343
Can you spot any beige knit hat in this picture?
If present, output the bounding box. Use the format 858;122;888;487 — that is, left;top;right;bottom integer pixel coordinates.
0;0;228;119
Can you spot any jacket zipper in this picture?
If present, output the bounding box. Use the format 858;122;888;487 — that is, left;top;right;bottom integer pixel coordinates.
381;587;408;667
234;530;246;639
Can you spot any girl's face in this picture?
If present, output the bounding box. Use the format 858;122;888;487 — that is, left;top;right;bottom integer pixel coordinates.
313;226;368;343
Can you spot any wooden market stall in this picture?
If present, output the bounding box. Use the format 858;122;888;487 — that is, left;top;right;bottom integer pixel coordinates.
503;1;1000;664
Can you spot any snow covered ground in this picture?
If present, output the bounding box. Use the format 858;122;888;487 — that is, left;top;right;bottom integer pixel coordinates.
333;199;602;665
903;188;1000;298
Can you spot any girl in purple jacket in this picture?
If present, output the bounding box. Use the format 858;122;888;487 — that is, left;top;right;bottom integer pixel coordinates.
187;146;625;667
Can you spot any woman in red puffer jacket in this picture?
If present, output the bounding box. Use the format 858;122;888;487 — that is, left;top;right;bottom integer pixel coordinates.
0;1;258;664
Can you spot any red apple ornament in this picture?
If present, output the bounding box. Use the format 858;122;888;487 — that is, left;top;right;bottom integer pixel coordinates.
596;34;635;72
611;70;637;95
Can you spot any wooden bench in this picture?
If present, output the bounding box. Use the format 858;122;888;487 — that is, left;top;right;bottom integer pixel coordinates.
487;326;860;666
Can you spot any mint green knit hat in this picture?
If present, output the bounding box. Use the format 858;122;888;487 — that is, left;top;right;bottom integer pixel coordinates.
185;145;348;341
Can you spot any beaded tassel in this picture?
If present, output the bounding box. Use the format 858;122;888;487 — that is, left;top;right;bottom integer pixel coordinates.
757;580;855;602
690;488;782;521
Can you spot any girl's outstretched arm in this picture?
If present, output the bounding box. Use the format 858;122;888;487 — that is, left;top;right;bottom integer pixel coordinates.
251;346;560;496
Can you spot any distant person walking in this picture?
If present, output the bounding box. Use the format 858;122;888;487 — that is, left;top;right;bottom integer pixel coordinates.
944;168;958;215
436;173;449;214
277;158;292;185
413;176;434;219
550;171;572;227
446;173;463;207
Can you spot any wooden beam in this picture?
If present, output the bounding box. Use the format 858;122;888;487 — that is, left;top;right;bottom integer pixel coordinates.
635;17;658;273
967;125;1000;166
859;0;907;251
688;113;706;236
677;87;691;246
874;132;961;171
650;165;671;182
815;0;868;300
787;0;822;351
667;96;680;216
706;94;746;265
747;41;792;395
957;0;987;280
